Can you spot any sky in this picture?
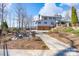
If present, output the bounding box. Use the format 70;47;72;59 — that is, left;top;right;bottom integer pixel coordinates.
5;3;79;27
8;3;70;17
8;3;79;17
9;3;69;16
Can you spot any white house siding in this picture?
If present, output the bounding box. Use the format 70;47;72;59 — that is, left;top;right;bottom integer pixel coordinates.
32;15;62;30
32;19;56;30
37;19;56;27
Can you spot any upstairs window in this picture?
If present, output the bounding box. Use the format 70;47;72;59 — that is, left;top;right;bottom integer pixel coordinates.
44;17;47;20
53;17;56;19
49;17;52;19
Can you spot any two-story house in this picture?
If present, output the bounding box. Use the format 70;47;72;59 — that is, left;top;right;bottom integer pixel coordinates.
32;14;62;30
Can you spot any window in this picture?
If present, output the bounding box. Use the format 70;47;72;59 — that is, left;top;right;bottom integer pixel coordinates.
44;22;47;24
35;22;37;24
51;22;54;25
53;17;56;19
49;17;52;19
38;22;41;24
44;17;47;20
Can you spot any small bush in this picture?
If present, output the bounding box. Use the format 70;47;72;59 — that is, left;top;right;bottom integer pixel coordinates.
49;28;59;33
1;21;8;31
72;29;79;35
41;45;47;49
13;28;19;32
34;37;42;41
49;30;53;32
63;27;74;32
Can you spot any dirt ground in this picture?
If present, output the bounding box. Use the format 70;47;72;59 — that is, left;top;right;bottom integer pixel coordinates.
0;35;49;50
47;32;79;50
47;32;71;44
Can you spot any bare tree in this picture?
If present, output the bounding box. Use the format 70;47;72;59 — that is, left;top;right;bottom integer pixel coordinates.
15;3;28;30
27;15;33;30
21;10;27;29
15;4;22;29
0;3;8;29
23;17;28;29
0;3;7;22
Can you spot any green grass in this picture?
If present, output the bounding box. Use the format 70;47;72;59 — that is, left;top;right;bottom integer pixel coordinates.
63;27;74;32
63;27;79;35
49;27;79;36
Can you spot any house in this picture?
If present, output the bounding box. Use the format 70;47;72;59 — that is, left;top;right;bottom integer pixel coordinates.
32;14;62;30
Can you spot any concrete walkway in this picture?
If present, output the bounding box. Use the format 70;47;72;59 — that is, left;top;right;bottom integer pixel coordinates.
36;33;79;56
36;33;70;50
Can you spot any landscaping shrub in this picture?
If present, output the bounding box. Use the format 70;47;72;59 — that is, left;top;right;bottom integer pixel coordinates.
13;28;19;32
0;29;2;35
63;27;74;32
33;37;42;41
1;21;8;31
41;45;47;49
49;28;59;33
71;6;78;26
72;29;79;35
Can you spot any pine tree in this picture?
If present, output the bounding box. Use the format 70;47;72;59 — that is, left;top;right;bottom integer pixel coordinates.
71;6;78;26
1;21;8;31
